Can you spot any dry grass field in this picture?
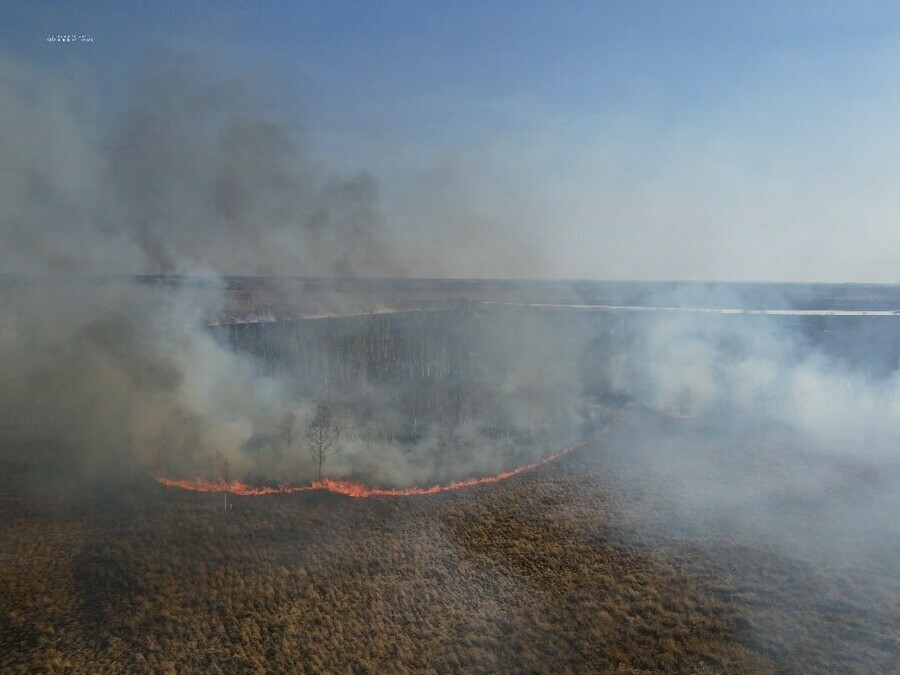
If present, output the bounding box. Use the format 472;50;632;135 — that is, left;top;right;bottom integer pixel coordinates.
2;415;898;673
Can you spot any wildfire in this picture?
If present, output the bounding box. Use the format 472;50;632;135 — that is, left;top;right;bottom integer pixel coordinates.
153;439;592;498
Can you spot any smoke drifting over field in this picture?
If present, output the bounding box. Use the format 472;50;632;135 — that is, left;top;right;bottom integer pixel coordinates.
0;50;388;481
600;303;900;564
0;50;590;489
1;49;898;576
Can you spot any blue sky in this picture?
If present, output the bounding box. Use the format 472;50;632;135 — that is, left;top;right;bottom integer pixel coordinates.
5;2;900;280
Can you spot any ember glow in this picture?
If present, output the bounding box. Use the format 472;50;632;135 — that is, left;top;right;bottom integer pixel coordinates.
154;439;592;498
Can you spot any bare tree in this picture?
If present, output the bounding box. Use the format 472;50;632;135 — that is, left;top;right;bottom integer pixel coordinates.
307;403;341;480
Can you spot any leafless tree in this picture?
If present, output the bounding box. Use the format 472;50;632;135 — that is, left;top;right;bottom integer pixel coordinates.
307;403;341;480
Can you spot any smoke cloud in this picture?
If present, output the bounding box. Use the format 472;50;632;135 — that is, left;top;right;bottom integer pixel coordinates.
0;50;590;489
0;49;395;483
596;296;900;566
1;49;898;582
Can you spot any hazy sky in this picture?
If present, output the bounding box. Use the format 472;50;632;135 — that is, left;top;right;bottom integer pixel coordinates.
5;1;900;281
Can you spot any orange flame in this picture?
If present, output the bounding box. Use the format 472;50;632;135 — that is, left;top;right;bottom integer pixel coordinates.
153;440;591;498
152;415;626;498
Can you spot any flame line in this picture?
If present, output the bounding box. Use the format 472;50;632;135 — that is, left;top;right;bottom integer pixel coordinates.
152;417;622;498
152;440;588;498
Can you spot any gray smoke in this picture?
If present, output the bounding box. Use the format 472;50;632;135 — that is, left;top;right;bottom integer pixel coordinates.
0;50;589;488
3;48;898;578
599;295;900;566
106;55;403;279
0;49;401;483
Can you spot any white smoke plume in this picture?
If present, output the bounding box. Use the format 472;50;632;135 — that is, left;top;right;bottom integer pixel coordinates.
0;50;590;488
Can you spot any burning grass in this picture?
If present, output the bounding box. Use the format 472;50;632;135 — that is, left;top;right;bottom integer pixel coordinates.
151;439;592;497
1;421;898;673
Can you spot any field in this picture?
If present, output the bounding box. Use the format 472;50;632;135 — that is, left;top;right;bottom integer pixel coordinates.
3;281;900;672
3;411;897;674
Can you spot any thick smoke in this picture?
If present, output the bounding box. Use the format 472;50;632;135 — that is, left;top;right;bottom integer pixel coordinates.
596;291;900;566
3;48;897;577
106;55;403;279
0;50;396;483
0;51;590;488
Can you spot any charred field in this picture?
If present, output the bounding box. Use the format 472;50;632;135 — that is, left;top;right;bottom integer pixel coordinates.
2;280;900;673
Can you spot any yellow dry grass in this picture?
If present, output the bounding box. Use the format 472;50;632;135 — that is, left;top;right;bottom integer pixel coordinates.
2;427;897;673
